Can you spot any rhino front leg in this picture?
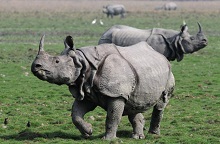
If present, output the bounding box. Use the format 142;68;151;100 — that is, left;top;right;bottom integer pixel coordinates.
103;97;125;140
71;99;97;138
128;113;145;139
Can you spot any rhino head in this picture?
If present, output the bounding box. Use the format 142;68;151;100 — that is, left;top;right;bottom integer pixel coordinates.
31;35;81;86
177;22;208;54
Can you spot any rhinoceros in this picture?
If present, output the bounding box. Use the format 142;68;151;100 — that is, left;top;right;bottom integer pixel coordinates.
164;2;177;10
103;4;126;18
98;23;208;62
155;2;177;11
31;35;175;140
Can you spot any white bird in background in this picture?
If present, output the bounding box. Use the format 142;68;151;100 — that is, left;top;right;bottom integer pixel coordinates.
91;18;96;24
99;19;104;25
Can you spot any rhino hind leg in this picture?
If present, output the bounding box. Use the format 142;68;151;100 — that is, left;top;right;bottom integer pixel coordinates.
103;97;125;140
71;100;97;138
148;91;170;135
128;113;145;139
148;106;164;135
149;73;175;135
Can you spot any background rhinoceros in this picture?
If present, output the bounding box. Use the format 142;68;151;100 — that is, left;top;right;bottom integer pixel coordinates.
155;2;177;11
31;35;175;140
164;2;177;10
98;23;208;62
103;4;126;18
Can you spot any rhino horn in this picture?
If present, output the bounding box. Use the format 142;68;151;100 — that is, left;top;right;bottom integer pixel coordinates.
197;22;202;33
38;34;45;55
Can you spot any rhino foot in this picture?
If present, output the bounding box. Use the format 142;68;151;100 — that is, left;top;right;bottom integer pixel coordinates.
102;135;117;140
82;130;92;139
148;129;160;135
132;133;145;139
81;123;93;138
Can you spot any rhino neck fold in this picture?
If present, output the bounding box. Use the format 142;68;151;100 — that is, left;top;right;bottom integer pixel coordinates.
173;35;184;62
160;33;185;62
69;50;93;101
157;33;177;61
147;29;182;61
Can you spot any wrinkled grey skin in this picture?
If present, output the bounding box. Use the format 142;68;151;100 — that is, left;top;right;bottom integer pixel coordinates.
31;35;175;140
103;4;126;18
98;23;208;62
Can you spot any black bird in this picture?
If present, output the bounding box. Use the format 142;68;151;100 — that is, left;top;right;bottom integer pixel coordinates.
26;121;31;127
4;118;8;125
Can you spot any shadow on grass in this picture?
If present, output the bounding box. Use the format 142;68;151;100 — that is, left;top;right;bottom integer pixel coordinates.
0;129;94;141
0;129;131;141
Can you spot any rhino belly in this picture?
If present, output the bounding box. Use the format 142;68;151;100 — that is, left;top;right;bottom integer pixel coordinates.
118;42;170;114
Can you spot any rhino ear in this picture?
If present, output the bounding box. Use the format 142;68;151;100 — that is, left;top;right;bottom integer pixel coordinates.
64;36;75;50
180;24;188;33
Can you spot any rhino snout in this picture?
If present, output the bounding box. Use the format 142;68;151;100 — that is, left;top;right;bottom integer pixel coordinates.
31;62;51;76
31;62;42;73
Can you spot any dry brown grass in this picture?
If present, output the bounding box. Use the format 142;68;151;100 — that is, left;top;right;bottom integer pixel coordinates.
0;0;220;13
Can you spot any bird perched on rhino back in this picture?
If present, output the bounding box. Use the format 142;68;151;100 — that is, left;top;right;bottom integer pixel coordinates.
31;35;175;140
98;22;208;62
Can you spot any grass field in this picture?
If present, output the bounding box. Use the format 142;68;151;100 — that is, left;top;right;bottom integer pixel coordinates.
0;0;220;143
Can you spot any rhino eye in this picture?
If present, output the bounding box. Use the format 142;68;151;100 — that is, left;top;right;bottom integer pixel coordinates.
55;59;60;63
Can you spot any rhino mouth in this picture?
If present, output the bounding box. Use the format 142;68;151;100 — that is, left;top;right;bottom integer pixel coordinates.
198;40;208;49
32;69;51;80
201;40;208;47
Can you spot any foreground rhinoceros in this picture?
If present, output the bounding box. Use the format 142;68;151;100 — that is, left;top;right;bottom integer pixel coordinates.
103;4;126;18
31;35;175;140
98;23;208;62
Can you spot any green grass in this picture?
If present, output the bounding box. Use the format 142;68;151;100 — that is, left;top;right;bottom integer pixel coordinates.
0;10;220;144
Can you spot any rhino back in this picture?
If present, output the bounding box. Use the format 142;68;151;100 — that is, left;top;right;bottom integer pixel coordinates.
112;28;151;46
98;25;133;44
